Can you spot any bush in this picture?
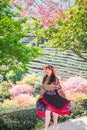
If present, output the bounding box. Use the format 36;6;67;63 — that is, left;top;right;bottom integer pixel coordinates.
9;84;36;105
0;81;13;90
10;84;35;98
62;76;87;100
0;105;39;130
0;81;13;102
18;74;42;96
6;70;27;84
70;99;87;118
0;95;86;130
18;74;42;85
0;75;3;82
63;76;87;93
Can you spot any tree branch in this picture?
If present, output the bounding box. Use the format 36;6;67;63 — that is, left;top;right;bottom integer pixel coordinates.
72;49;87;61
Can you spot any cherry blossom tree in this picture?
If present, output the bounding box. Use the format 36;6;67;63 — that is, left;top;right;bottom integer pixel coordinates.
62;76;87;100
9;0;65;28
9;84;35;104
9;0;87;61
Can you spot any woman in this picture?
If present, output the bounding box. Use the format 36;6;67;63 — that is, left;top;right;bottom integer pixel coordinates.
36;65;72;130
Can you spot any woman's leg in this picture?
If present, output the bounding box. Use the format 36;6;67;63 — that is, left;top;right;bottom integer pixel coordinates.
45;110;51;129
52;112;58;127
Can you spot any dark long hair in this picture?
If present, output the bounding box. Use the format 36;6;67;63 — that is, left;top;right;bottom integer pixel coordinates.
42;65;56;84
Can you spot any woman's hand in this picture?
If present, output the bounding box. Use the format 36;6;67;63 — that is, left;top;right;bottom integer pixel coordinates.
58;89;66;98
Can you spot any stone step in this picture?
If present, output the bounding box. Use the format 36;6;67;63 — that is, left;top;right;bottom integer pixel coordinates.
41;117;87;130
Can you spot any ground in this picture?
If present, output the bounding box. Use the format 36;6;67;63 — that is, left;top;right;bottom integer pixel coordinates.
41;116;87;130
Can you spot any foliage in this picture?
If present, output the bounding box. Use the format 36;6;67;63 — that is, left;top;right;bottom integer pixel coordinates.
0;105;38;130
48;3;87;60
7;0;87;60
0;96;87;130
18;73;42;85
0;95;38;106
0;81;13;102
28;0;87;60
62;76;87;100
6;69;27;83
10;0;65;28
28;2;64;28
18;74;42;95
75;0;87;5
9;83;35;105
9;83;35;104
31;119;45;130
0;81;13;89
66;92;87;100
70;98;87;119
10;84;34;97
0;94;39;107
0;0;44;75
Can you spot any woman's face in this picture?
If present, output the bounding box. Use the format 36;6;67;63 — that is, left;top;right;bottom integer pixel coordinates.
45;67;52;76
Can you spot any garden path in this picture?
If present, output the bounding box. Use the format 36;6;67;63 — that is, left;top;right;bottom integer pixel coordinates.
41;116;87;130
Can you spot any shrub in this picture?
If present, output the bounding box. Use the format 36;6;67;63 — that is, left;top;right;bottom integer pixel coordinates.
10;84;35;98
0;75;3;82
18;74;42;85
6;70;27;84
0;81;13;90
11;95;36;105
70;100;86;120
18;74;42;96
9;84;36;104
66;92;87;100
0;105;39;130
0;98;87;130
0;81;13;102
62;76;87;100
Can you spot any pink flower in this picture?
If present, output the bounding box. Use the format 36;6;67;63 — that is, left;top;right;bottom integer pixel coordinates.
21;8;28;17
28;2;64;28
9;84;35;98
9;0;20;7
10;0;65;28
83;5;87;8
24;0;33;6
62;76;87;95
13;94;34;104
54;24;59;29
9;1;15;7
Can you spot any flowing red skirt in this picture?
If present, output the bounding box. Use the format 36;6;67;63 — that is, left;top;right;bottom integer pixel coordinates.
36;90;72;118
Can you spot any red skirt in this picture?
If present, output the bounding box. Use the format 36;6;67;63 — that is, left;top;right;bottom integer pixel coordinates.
36;90;72;118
